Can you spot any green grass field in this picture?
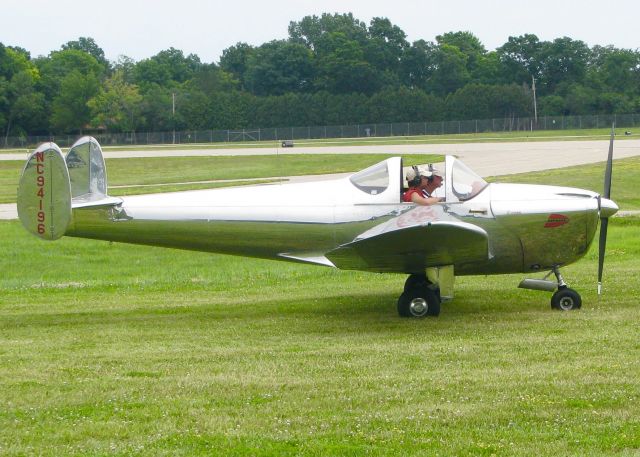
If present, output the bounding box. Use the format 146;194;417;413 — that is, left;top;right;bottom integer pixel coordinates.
1;155;639;455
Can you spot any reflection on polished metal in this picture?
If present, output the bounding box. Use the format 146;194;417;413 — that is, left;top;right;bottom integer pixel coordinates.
16;136;619;315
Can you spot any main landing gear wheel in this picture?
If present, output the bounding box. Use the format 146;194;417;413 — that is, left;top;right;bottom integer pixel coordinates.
550;287;582;311
397;284;441;318
403;273;441;298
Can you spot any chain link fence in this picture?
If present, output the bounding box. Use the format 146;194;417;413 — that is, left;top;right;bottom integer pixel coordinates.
3;113;639;149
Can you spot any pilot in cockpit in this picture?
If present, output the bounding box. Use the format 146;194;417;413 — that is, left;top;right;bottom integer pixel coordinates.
403;165;445;206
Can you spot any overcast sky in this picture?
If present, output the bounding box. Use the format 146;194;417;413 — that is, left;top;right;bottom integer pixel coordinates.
3;0;638;63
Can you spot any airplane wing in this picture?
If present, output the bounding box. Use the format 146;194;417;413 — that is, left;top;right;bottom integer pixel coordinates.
326;206;489;274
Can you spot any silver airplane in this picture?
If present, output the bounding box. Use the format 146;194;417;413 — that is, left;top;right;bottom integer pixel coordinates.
16;135;618;318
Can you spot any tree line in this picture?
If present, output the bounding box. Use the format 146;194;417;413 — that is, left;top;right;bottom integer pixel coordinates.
1;12;639;139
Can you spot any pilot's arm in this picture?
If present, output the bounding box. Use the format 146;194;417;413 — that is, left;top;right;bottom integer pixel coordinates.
410;192;444;206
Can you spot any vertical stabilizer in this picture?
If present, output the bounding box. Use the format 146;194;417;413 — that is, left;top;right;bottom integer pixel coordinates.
66;136;107;198
17;142;72;240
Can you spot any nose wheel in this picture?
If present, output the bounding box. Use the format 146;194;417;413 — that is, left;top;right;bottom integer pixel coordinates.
550;267;582;311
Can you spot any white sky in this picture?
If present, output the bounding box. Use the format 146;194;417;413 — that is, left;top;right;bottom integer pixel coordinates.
2;0;638;63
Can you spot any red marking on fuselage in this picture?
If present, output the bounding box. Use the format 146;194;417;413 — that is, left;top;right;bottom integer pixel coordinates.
544;213;569;228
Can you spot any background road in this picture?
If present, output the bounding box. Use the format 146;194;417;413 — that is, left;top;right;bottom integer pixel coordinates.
2;139;639;220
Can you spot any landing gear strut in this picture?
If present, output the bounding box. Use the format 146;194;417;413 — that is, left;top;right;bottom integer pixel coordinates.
550;267;582;311
397;274;441;317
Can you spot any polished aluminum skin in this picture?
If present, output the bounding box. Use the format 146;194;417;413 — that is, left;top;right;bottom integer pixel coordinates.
18;137;618;278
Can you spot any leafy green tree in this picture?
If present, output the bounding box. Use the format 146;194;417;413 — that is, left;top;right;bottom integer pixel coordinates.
538;37;590;95
538;95;565;115
366;17;408;74
3;70;46;141
50;70;99;133
37;49;105;103
445;84;531;120
189;63;237;94
313;32;380;94
437;31;486;72
472;52;503;84
0;45;32;79
368;87;444;122
244;40;314;95
113;55;137;84
61;37;109;70
430;44;470;96
497;34;543;84
563;83;598;114
138;85;182;131
400;40;437;90
587;46;640;95
0;77;8;136
597;92;635;114
88;71;143;132
288;13;368;50
134;48;201;89
0;47;46;138
219;42;254;90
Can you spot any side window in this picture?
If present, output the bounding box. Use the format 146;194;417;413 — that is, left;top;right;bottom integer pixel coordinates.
350;162;389;195
452;160;488;201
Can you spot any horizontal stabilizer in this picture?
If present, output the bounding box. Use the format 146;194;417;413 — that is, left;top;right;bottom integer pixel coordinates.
17;143;72;240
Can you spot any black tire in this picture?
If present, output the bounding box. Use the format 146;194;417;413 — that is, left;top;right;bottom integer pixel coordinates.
404;273;428;292
550;288;582;311
404;274;441;300
397;285;441;318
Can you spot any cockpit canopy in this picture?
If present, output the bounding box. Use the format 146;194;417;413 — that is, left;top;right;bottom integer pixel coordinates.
349;160;389;195
449;158;488;201
346;155;488;203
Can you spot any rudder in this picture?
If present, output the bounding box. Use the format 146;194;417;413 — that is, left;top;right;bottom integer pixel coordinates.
66;136;107;198
17;142;72;240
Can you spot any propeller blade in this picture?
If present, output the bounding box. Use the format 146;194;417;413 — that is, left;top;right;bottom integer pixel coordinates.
597;217;609;295
604;123;614;199
598;123;615;295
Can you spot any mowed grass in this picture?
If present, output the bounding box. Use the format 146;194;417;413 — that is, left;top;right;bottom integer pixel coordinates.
1;158;640;455
0;154;441;203
1;219;639;456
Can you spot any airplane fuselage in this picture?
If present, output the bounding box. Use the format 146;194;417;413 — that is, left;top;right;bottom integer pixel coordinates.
65;180;605;276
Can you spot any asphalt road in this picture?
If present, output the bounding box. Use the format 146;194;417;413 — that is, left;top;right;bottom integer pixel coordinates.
2;139;639;220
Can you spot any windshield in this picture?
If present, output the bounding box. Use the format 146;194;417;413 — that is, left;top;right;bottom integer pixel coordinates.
350;161;389;195
452;160;488;201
